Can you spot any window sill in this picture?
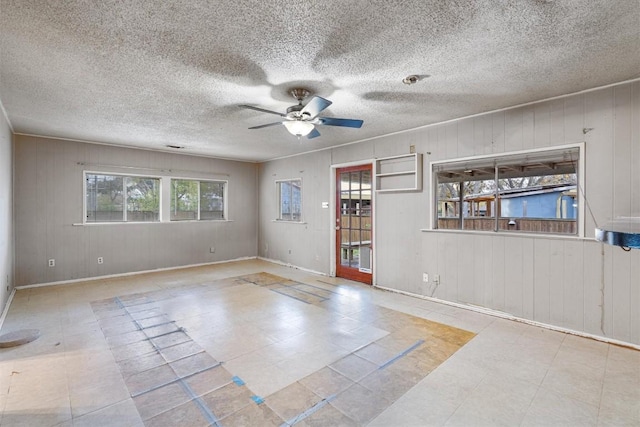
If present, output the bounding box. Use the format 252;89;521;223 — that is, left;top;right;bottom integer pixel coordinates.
168;219;232;223
74;219;233;226
420;228;593;241
74;221;162;226
272;220;307;224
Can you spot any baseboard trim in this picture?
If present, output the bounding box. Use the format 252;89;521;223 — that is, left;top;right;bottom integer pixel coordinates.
15;257;258;290
12;258;637;350
257;256;327;277
373;284;640;351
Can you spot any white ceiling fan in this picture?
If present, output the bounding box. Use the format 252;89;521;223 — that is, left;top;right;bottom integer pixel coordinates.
241;88;364;139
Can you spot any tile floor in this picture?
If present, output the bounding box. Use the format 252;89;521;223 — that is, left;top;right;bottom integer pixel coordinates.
0;259;638;426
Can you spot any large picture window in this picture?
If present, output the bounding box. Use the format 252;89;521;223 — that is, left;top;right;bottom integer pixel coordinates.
171;179;226;221
277;179;302;221
85;173;160;222
433;145;582;236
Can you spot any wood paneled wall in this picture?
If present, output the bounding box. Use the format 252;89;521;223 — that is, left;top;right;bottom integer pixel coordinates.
13;136;259;286
410;82;640;345
0;112;13;311
259;80;640;346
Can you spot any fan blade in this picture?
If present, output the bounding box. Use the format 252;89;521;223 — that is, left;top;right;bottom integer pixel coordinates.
300;96;332;118
248;122;283;129
240;105;286;117
306;128;321;139
316;117;364;128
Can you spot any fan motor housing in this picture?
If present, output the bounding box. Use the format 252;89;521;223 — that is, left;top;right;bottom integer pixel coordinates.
286;104;309;119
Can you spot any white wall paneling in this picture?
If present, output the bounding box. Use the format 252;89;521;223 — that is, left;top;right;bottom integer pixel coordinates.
14;135;258;286
257;150;333;275
259;80;640;346
0;108;13;314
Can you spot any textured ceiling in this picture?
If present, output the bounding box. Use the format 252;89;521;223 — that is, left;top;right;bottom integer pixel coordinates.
1;1;639;162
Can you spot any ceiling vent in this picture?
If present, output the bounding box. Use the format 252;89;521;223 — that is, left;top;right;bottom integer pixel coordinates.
402;74;429;85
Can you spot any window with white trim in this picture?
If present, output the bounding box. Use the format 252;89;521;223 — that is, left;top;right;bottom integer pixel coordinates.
432;146;582;236
85;173;160;222
170;179;226;221
277;179;302;221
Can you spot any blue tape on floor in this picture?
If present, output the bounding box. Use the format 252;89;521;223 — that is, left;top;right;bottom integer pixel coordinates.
178;374;219;425
142;328;184;340
271;289;312;304
107;296;221;426
287;284;330;300
129;362;223;398
281;394;337;426
379;339;425;370
232;376;245;386
295;282;339;295
251;395;264;405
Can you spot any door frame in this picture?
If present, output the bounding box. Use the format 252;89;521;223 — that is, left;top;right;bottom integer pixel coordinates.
329;160;376;285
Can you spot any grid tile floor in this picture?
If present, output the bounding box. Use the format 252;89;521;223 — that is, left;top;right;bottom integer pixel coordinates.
0;259;638;426
90;272;473;426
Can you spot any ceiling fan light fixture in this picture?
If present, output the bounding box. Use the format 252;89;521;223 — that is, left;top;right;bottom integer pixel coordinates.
283;120;314;137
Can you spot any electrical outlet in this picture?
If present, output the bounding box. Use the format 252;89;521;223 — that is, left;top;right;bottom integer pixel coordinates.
48;259;55;267
434;274;440;283
97;257;104;264
422;273;429;282
210;247;215;253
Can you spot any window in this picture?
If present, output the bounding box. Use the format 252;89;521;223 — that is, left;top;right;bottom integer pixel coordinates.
171;179;226;221
85;173;160;222
433;146;582;236
277;179;302;221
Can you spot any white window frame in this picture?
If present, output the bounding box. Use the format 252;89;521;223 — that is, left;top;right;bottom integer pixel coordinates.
430;143;585;237
83;171;162;224
169;177;228;221
276;178;303;222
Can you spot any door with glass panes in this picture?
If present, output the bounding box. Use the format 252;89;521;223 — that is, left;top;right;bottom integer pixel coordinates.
335;164;373;284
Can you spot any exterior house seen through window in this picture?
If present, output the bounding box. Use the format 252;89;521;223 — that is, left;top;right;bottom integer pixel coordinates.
432;145;582;236
85;173;160;222
171;179;226;221
277;179;302;221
